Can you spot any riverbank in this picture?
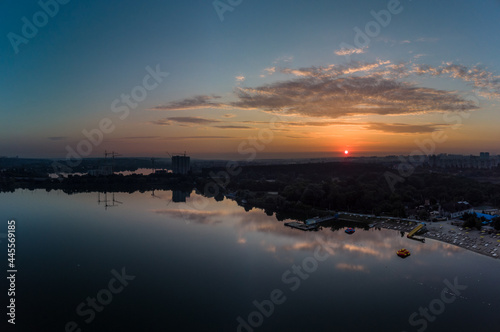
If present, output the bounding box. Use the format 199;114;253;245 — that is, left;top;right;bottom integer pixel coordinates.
373;219;500;259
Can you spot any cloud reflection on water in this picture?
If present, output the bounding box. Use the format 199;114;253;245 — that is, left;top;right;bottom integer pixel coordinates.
147;191;468;267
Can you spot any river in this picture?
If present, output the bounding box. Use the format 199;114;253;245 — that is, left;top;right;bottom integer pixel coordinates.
1;189;499;331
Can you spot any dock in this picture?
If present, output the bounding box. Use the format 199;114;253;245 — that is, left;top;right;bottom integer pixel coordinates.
305;215;338;225
284;222;319;231
285;214;338;231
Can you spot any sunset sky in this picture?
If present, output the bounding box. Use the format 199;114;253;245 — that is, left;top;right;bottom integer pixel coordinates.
1;0;499;159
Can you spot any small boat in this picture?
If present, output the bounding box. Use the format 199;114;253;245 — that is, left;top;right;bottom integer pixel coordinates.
396;248;411;258
345;227;355;234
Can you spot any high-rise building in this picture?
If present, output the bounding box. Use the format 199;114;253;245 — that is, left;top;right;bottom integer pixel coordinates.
172;155;190;174
480;152;490;159
88;165;113;176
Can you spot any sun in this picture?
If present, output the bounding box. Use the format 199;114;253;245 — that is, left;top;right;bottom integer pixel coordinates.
344;150;349;155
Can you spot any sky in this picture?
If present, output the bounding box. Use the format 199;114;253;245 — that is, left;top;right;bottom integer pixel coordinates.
1;0;499;159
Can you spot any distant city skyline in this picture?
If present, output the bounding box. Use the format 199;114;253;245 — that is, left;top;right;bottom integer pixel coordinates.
1;0;499;159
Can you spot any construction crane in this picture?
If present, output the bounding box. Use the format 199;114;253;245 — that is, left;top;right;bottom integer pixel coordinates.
166;151;187;157
151;157;157;172
104;150;122;172
98;192;123;210
104;150;122;160
151;189;161;199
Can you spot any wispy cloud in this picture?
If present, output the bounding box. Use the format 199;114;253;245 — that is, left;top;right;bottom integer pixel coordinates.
284;121;352;127
150;119;173;126
238;119;444;133
273;55;294;64
235;75;245;82
213;125;253;129
412;63;500;98
286;134;314;139
377;37;412;45
159;136;236;140
279;60;390;78
413;54;427;59
334;47;367;56
152;209;224;225
120;136;160;140
264;67;276;74
150;95;225;111
416;37;439;43
364;123;447;134
151;117;221;126
335;263;368;272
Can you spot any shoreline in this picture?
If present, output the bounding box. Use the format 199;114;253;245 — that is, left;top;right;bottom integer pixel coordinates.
374;219;500;259
2;185;499;259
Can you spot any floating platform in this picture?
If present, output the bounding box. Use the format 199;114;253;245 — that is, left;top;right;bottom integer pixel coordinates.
408;236;425;243
284;222;319;231
305;215;338;225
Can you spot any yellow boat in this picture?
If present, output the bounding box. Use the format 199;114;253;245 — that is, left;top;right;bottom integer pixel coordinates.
397;248;410;258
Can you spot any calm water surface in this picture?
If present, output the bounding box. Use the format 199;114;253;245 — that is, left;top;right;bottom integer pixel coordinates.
1;189;499;331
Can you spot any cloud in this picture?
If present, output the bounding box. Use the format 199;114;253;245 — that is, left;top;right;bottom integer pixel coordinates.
412;54;427;59
364;123;447;134
273;55;294;64
150;119;173;126
169;117;221;124
416;37;439;43
279;60;390;78
334;47;367;56
238;119;446;133
264;67;276;75
286;135;314;139
160;136;236;140
335;263;368;272
285;121;352;127
47;136;67;141
151;117;221;126
235;75;245;82
120;136;160;140
412;63;500;98
231;74;477;118
223;114;236;118
157;60;497;119
150;95;225;111
213;125;253;129
153;209;224;225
